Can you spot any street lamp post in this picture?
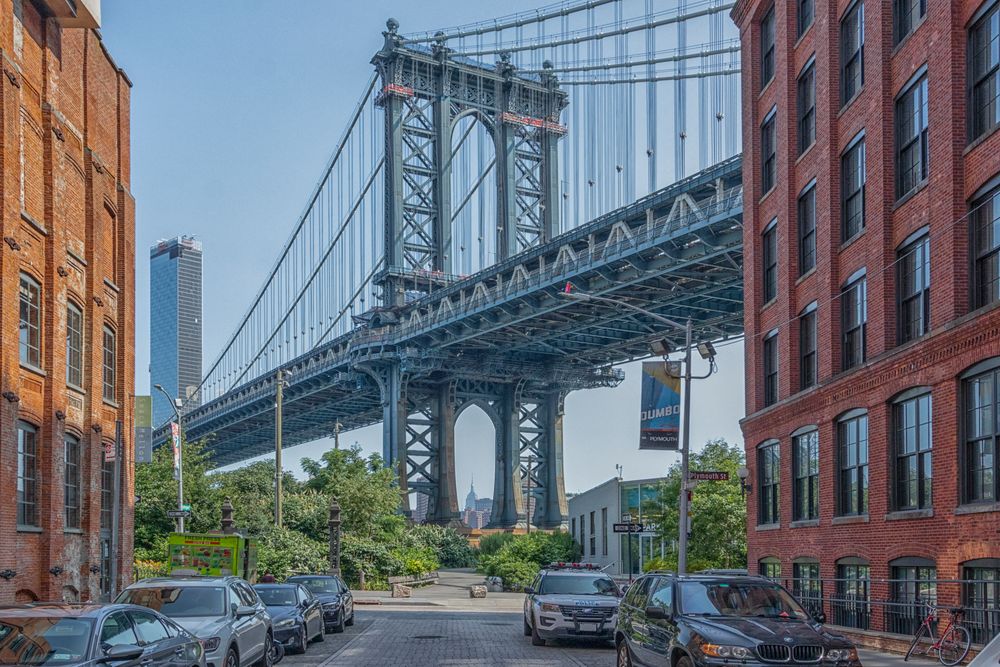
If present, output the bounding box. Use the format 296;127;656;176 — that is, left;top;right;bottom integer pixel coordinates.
559;289;716;574
153;384;185;533
274;369;291;528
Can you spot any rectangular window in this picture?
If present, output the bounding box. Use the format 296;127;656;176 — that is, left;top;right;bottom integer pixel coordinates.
842;138;866;241
894;393;933;510
894;0;925;45
589;511;596;557
103;326;116;402
761;112;777;194
101;458;114;531
763;332;778;407
798;184;816;274
65;435;81;529
972;186;1000;308
841;1;865;105
841;275;867;370
757;441;780;525
799;308;817;390
793;430;819;521
964;368;1000;503
601;507;608;556
889;562;937;635
897;234;931;343
963;563;1000;645
798;62;816;154
896;75;929;199
838;413;869;515
19;274;41;368
970;4;1000;143
834;563;871;629
763;222;778;303
761;5;776;88
17;421;38;527
66;303;84;388
793;562;823;612
798;0;814;37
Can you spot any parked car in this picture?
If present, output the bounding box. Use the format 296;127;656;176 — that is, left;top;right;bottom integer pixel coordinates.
285;575;354;634
252;584;323;654
522;563;622;646
969;631;1000;667
615;572;861;667
117;576;273;667
0;602;204;667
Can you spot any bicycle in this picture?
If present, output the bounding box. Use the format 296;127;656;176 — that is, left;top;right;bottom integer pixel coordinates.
904;603;972;666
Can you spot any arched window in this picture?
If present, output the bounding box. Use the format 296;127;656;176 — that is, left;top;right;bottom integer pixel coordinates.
837;409;869;516
792;427;819;522
64;434;81;529
961;359;1000;503
66;302;84;388
889;557;936;635
102;325;116;402
17;421;38;527
759;557;781;580
19;273;41;367
757;440;780;526
834;557;870;630
892;389;932;510
793;559;822;611
962;559;1000;645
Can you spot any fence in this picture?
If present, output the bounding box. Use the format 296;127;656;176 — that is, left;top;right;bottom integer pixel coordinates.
775;576;1000;646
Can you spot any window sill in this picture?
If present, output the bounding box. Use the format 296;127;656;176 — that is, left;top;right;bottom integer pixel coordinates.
755;523;781;532
891;16;926;56
885;508;933;521
64;528;83;535
20;210;47;236
840;228;866;252
20;363;46;378
796;267;816;285
102;398;120;409
758;77;775;101
793;24;813;50
17;525;42;533
893;180;929;211
759;185;777;205
838;87;865;118
103;278;120;293
761;296;777;311
796;141;816;166
66;383;86;395
831;514;869;525
790;519;820;528
955;502;1000;516
965;123;1000;156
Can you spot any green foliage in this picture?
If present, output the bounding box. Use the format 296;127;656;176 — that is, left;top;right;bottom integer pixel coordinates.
340;533;401;586
301;447;401;538
255;526;328;580
393;546;440;576
401;525;477;568
641;439;747;572
478;531;579;591
477;532;515;557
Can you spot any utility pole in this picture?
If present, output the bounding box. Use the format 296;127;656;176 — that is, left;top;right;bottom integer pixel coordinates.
154;384;184;533
275;369;286;528
334;421;342;450
525;453;533;534
678;318;693;576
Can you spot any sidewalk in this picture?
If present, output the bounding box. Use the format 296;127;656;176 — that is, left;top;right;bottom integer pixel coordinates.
351;568;524;611
859;649;937;666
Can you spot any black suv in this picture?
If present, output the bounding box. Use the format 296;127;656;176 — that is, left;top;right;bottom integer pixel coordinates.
615;572;861;667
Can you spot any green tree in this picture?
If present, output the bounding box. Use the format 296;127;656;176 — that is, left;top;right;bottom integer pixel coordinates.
134;438;221;553
300;446;400;538
642;438;747;572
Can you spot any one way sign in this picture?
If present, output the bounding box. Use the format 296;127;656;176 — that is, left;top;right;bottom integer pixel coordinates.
613;522;644;533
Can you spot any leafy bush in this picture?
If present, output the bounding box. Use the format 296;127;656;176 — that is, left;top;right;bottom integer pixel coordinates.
256;526;328;579
402;525;477;568
478;531;579;590
488;559;538;592
392;546;440;576
477;532;515;557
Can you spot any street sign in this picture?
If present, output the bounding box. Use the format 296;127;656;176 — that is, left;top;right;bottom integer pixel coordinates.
181;504;191;512
613;522;644;534
103;440;116;463
690;470;730;481
166;510;191;519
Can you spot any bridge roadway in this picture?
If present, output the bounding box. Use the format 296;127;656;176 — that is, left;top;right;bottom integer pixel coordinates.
158;155;744;468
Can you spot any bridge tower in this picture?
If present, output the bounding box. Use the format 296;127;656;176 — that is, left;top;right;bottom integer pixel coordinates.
368;19;570;529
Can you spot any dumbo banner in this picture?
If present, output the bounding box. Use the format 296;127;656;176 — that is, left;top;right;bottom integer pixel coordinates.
640;361;682;450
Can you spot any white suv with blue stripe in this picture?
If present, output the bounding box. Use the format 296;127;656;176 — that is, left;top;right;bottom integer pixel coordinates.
523;563;622;646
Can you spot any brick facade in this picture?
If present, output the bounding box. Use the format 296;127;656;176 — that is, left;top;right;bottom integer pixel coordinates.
0;0;133;603
734;0;1000;630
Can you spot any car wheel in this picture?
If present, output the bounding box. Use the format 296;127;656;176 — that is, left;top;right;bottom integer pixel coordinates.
296;627;307;654
255;633;274;667
314;620;325;642
332;614;345;634
344;610;354;627
523;618;531;637
225;648;239;667
530;616;545;647
677;656;693;667
616;640;633;667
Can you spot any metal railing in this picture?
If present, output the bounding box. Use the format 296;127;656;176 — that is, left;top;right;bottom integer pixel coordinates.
774;577;1000;646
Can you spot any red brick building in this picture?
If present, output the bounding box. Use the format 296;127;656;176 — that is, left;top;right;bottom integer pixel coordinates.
734;0;1000;643
0;0;134;603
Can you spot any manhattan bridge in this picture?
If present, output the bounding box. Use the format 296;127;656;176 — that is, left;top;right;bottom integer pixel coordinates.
155;0;745;530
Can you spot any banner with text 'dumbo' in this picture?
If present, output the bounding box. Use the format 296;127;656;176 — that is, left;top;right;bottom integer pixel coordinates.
640;361;681;450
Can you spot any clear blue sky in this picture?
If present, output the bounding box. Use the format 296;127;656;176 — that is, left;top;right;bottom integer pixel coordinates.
102;0;746;499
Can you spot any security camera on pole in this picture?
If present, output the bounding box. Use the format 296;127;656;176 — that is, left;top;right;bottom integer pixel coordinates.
559;285;717;574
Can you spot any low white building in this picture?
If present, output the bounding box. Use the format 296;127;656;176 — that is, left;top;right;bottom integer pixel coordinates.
567;476;671;578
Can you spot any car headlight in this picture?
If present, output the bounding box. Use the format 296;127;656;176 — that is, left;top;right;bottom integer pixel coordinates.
274;618;296;629
200;637;221;653
827;648;859;662
540;602;561;613
322;601;339;609
701;643;752;659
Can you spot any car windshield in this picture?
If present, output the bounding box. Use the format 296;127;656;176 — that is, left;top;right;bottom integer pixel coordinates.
255;588;297;607
118;586;227;618
0;617;94;665
289;578;342;594
678;581;809;619
538;574;619;596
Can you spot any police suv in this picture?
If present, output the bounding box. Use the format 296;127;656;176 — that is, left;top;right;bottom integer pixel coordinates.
523;563;622;646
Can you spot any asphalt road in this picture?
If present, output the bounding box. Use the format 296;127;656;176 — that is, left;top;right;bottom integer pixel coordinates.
281;608;615;667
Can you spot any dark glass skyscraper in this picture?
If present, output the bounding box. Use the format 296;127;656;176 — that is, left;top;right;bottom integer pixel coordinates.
150;236;203;427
